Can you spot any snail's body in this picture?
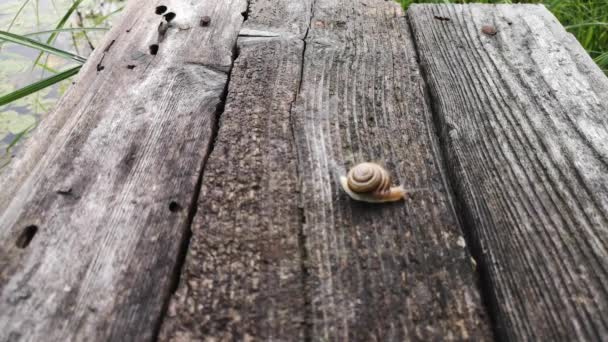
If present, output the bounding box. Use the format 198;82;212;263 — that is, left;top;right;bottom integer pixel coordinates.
340;162;406;203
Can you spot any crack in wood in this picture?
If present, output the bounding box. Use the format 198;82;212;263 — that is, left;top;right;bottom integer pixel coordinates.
151;2;249;341
96;39;116;72
406;9;512;342
183;61;230;75
238;28;281;38
151;64;234;342
289;1;316;340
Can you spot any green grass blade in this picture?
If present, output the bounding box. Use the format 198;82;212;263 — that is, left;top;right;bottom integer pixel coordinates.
70;26;81;56
6;124;35;151
35;0;40;29
48;0;86;42
24;27;109;37
0;123;36;170
95;6;125;25
35;97;48;112
33;0;86;68
0;30;86;63
565;22;608;29
0;66;81;106
35;61;59;73
594;51;608;70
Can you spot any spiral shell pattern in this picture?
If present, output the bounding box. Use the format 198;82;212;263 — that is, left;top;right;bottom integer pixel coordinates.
340;162;405;203
347;162;391;194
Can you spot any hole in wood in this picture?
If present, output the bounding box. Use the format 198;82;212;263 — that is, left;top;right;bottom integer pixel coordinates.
149;44;159;55
169;201;182;212
127;65;136;69
16;225;38;249
164;12;176;22
200;16;211;27
155;5;167;15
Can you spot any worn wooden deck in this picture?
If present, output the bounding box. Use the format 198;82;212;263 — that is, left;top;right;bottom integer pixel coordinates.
1;0;607;341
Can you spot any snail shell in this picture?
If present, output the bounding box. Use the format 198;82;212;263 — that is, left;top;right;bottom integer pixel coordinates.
339;162;405;203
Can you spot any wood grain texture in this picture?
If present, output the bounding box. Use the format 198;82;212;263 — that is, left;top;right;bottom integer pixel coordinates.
409;4;608;340
239;0;313;39
291;0;492;340
158;0;313;340
0;0;247;340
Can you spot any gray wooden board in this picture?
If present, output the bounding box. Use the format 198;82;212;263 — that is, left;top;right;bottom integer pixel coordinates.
158;0;313;340
0;0;247;340
239;0;313;39
162;0;494;340
158;35;308;342
409;4;608;341
291;0;492;340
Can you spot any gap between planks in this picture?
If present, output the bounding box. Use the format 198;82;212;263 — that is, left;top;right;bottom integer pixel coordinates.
153;0;255;338
405;11;502;342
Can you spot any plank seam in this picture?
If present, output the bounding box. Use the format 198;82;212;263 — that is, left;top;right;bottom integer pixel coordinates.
290;1;316;340
405;10;503;342
151;3;250;340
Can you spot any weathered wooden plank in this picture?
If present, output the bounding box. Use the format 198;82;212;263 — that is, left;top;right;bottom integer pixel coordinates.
158;1;313;340
0;0;247;340
239;0;313;38
409;4;608;340
291;0;492;340
161;0;492;340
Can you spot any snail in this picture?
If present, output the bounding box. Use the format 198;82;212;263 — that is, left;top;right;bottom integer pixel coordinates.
339;162;406;203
